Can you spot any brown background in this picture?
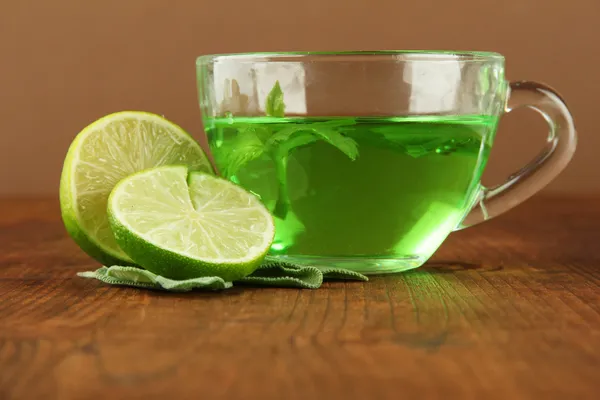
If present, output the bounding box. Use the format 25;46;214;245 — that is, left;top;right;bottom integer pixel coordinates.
0;0;596;196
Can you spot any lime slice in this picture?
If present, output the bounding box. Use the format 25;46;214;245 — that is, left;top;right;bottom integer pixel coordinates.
60;111;213;265
107;165;275;281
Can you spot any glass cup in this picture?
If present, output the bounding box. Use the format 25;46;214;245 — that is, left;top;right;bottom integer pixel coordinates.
196;51;576;274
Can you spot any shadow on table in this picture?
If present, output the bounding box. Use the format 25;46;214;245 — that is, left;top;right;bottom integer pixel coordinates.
419;260;503;274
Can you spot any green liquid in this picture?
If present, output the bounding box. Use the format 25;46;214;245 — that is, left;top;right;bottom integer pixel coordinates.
206;115;496;268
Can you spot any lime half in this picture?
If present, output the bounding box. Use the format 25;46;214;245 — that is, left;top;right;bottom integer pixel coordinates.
60;111;213;265
107;165;275;281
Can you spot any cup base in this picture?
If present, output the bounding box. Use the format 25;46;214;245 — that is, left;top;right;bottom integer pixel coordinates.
266;255;425;275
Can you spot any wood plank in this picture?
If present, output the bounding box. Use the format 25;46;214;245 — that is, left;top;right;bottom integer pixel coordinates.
1;197;599;399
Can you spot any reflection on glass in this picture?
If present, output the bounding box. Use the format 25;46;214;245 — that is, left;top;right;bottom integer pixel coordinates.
404;56;461;114
214;62;306;115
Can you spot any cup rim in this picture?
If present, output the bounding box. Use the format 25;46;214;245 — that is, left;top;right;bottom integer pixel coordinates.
196;50;504;64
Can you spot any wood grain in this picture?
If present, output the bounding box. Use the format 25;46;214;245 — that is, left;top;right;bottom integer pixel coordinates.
1;196;599;399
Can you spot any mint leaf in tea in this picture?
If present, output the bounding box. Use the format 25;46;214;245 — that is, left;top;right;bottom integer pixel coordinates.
207;115;496;270
265;80;285;117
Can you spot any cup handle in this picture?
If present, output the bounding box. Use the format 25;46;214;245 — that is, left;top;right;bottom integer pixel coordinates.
459;81;577;228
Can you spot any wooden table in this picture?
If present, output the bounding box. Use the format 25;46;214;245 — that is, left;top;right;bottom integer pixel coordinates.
1;197;599;399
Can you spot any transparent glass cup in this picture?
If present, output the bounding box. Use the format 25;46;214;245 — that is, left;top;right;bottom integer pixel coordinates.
196;51;576;274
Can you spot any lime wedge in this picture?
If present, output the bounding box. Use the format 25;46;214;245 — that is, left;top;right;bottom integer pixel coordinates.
107;165;275;281
60;111;213;265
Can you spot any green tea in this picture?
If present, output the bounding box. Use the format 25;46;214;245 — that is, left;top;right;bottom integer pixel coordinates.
206;115;496;271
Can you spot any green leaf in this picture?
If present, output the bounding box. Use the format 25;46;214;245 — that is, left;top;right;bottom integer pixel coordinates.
266;119;358;219
371;127;471;158
77;266;232;291
311;126;358;160
220;125;270;177
265;81;285;117
266;125;309;147
78;263;367;291
278;131;319;154
266;119;358;160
